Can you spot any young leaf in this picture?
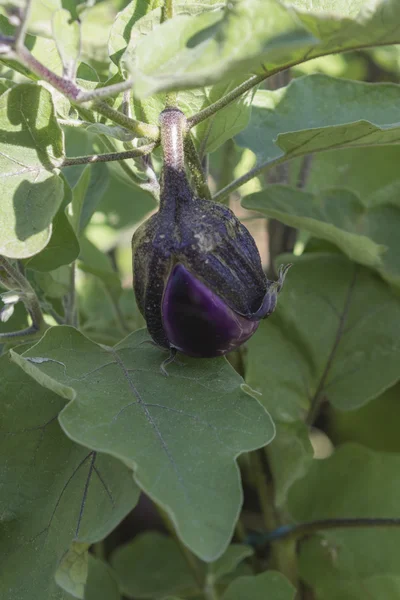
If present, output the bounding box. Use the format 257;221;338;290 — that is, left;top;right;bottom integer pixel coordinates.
0;355;139;600
245;253;400;423
236;75;400;167
52;9;81;79
55;542;90;599
222;571;296;600
242;185;400;288
11;326;275;561
289;444;400;593
0;84;64;259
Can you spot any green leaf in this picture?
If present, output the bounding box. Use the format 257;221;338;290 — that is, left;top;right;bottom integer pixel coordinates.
25;208;80;272
327;383;400;454
266;421;313;508
308;575;400;600
242;185;400;288
108;0;161;66
130;0;400;97
111;532;197;598
245;253;400;422
222;571;296;600
85;555;121;600
70;164;110;235
129;0;316;97
289;444;400;595
111;533;252;599
237;75;400;168
0;354;139;600
11;326;275;561
52;9;81;79
0;84;65;259
304;146;400;202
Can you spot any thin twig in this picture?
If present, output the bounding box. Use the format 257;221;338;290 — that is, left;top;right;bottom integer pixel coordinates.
62;143;156;167
13;0;33;50
253;517;400;545
184;134;212;200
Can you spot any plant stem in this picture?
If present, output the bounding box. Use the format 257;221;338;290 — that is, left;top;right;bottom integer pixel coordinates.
14;0;33;51
62;144;155;167
0;255;46;339
213;156;285;203
187;73;265;129
158;508;205;590
1;39;159;140
184;134;212;200
256;517;400;544
250;450;299;588
63;262;78;327
162;0;177;107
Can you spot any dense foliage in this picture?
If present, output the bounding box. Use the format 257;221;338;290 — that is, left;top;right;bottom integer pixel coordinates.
1;1;400;599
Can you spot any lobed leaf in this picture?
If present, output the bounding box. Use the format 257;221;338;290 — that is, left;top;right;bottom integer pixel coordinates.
11;326;275;561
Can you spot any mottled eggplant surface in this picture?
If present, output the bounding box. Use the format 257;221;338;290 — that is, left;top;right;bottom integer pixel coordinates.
132;108;290;358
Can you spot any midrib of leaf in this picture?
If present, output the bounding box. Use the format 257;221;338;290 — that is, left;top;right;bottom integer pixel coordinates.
306;265;358;424
108;347;192;504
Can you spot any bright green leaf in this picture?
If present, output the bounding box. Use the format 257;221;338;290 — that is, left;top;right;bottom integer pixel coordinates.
0;354;139;600
52;9;81;79
129;0;316;97
0;84;64;259
237;75;400;168
246;253;400;424
55;542;90;599
222;571;296;600
130;0;400;97
11;326;275;561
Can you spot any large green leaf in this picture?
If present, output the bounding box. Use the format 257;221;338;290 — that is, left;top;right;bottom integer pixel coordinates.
11;326;274;561
289;444;400;597
304;146;400;202
222;571;296;600
0;355;139;600
52;9;81;79
129;0;400;97
0;84;64;259
242;185;400;288
246;253;400;422
129;0;315;97
236;75;400;169
111;533;252;598
69;164;110;235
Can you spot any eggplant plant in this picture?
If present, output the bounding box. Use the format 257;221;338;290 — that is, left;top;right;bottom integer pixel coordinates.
1;1;400;600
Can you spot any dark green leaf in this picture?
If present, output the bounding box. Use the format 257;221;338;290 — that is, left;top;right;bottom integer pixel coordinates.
289;444;400;595
0;354;139;600
11;326;274;561
85;555;121;600
246;253;400;421
222;571;296;600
